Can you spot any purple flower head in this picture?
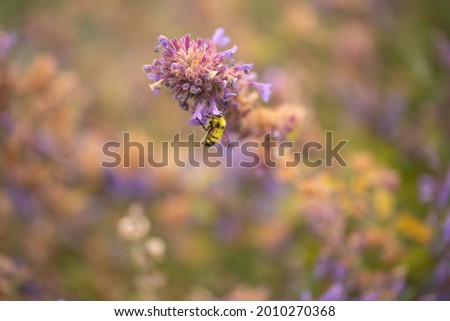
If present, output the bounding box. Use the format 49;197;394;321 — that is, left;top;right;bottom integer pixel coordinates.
437;170;450;209
104;169;153;200
361;290;380;301
0;112;13;134
0;30;16;57
320;283;346;301
435;259;450;282
419;170;450;208
215;216;240;242
333;262;347;281
418;174;436;203
313;256;330;280
143;28;271;127
299;290;312;301
434;32;450;70
212;27;230;47
443;214;450;243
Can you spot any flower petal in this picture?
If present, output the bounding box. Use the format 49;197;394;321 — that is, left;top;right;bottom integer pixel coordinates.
212;27;231;47
149;79;164;94
189;101;206;125
219;45;238;59
252;81;272;102
210;100;221;115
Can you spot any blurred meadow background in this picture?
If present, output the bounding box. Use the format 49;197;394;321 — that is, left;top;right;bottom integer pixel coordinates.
1;0;450;300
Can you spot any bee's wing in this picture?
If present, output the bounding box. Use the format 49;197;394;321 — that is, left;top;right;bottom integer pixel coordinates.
221;131;230;147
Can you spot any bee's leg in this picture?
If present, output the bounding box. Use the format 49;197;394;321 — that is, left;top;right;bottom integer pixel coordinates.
197;119;209;131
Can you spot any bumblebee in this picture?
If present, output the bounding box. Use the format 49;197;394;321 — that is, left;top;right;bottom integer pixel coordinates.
199;114;229;147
